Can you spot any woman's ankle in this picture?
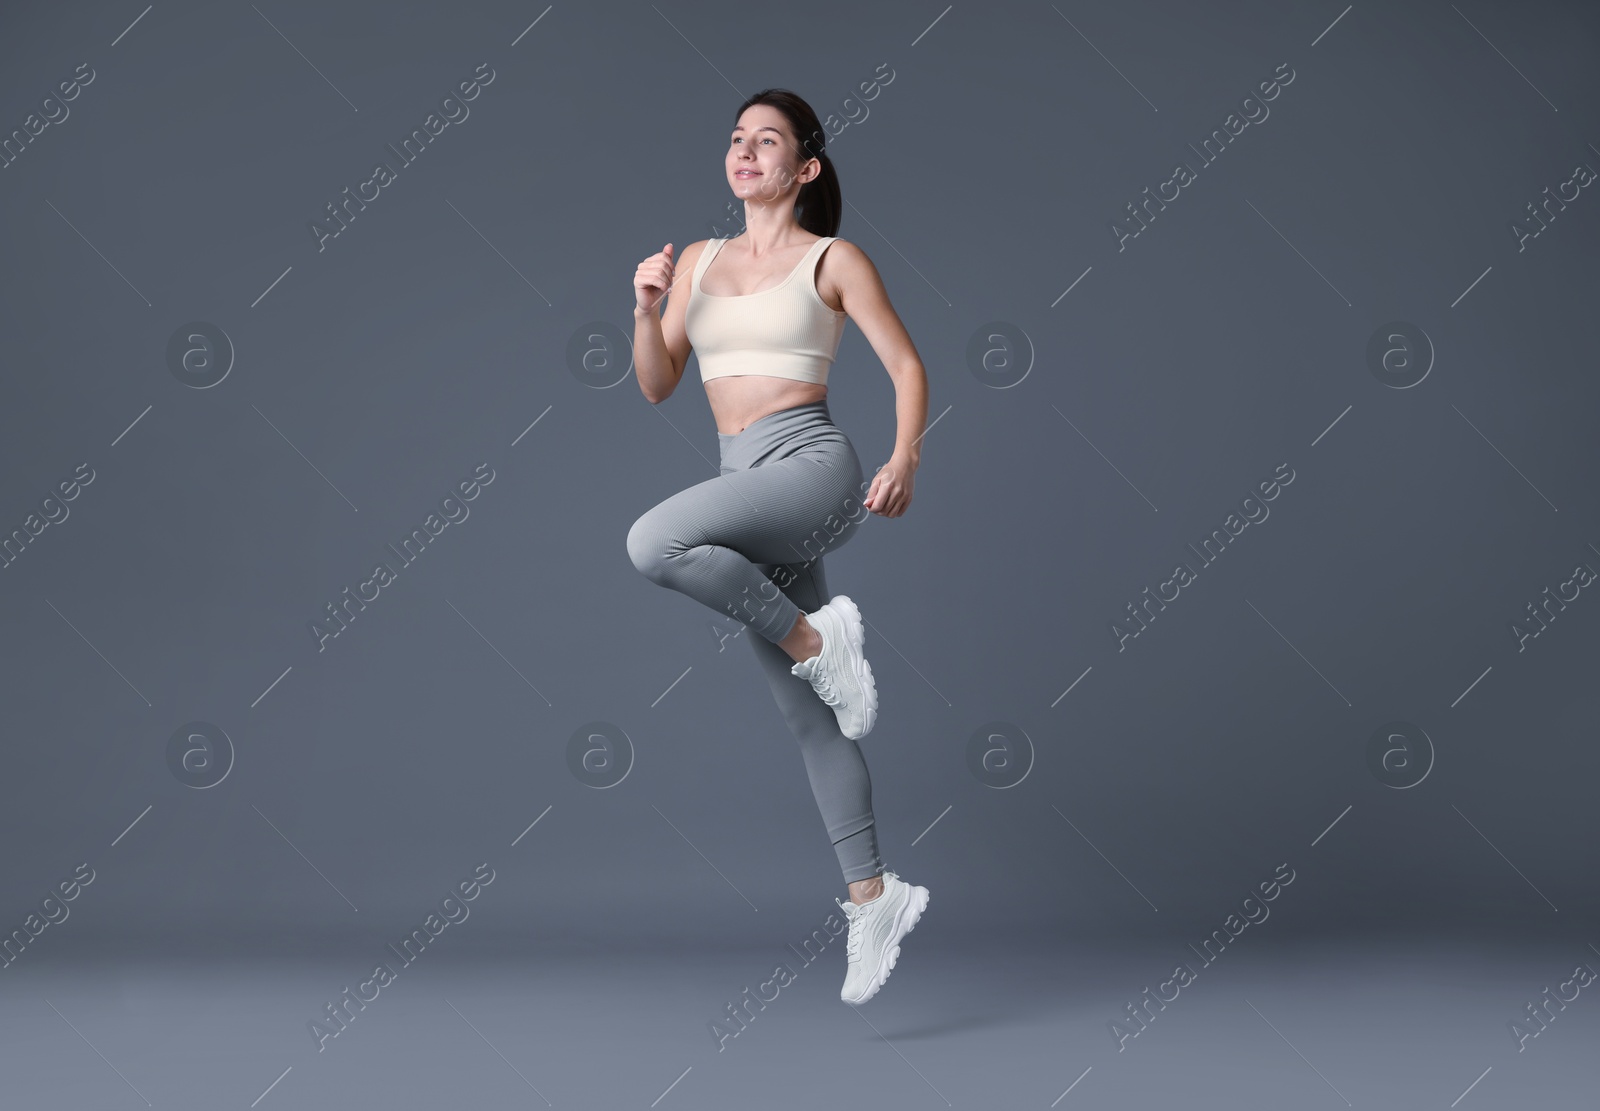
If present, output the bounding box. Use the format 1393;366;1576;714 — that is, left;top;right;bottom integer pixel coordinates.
780;613;823;663
848;874;884;904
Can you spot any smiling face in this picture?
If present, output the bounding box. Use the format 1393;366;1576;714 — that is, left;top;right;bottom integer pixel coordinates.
726;103;819;203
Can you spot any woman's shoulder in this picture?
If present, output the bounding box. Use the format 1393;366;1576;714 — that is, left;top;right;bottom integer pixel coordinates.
678;238;720;270
819;236;870;271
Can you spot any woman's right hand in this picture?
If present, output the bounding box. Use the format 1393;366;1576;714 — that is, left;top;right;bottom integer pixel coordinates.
634;243;675;314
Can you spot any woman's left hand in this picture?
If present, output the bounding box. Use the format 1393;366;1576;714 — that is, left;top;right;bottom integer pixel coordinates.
864;457;915;518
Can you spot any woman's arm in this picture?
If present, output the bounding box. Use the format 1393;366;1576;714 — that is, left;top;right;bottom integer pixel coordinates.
826;240;928;516
633;239;707;404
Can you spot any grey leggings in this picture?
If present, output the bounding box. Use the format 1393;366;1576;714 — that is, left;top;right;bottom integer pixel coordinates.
626;399;883;883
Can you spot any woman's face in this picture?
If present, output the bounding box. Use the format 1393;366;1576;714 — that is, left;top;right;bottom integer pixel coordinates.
726;105;816;202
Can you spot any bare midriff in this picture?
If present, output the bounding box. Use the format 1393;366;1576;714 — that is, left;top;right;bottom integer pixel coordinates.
707;376;828;436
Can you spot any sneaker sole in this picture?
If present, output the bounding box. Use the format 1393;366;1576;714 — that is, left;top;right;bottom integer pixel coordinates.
829;596;878;740
843;885;929;1005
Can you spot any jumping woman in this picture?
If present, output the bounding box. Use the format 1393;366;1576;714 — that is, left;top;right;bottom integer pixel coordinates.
626;89;931;1005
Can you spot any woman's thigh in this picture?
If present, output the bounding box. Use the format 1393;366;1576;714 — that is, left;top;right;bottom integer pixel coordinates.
635;450;866;568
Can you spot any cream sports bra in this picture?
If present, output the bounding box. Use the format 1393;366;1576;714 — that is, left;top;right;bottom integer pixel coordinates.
684;235;848;387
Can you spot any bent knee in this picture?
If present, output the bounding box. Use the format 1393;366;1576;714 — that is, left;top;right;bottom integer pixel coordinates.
629;512;688;585
626;514;662;581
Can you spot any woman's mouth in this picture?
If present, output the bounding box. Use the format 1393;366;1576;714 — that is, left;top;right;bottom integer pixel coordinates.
735;170;761;177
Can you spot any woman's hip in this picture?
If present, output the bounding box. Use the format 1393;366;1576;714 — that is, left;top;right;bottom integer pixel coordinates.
718;399;857;473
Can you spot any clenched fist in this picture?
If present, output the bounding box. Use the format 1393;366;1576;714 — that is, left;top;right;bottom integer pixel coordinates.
634;243;676;314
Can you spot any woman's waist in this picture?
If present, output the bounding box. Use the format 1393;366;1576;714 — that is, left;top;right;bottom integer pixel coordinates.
711;380;832;437
716;397;848;457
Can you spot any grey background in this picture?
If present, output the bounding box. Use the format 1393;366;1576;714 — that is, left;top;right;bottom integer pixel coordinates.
2;0;1599;1107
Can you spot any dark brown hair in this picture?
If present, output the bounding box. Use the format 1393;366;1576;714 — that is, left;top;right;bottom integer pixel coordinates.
734;88;841;237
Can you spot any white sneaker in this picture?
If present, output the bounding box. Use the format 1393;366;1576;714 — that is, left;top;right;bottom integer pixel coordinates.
790;595;878;740
836;870;930;1005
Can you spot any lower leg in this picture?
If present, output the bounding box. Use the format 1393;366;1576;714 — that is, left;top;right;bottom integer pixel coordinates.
747;560;884;887
848;872;885;904
778;611;823;664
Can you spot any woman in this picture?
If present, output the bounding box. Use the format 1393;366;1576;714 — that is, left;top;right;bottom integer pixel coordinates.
626;89;930;1005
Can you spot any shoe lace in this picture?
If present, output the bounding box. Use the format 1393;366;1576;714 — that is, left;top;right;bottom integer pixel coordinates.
836;898;864;959
811;664;842;708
